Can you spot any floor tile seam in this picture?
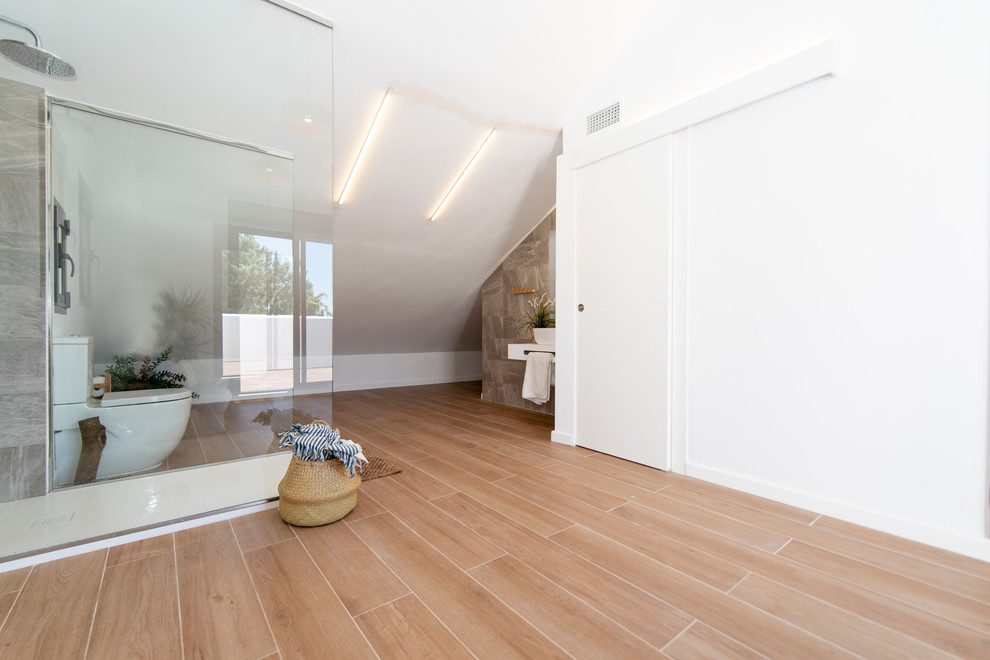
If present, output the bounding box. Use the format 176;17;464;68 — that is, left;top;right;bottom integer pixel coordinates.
0;567;31;596
557;524;863;659
744;547;990;653
460;442;563;471
724;571;754;595
220;430;247;460
672;481;819;526
623;516;985;636
105;547;174;570
485;475;606;530
786;532;990;601
488;475;515;488
809;517;990;583
486;465;592;501
551;461;660;499
736;571;969;660
191;433;209;463
553;520;749;597
627;491;796;552
81;547;110;660
657;619;698;655
517;526;697;651
347;591;414;619
653;487;815;539
777;530;990;604
236;519;284;660
401;407;545;444
456;556;594;660
501;467;630;513
339;515;424;616
659;619;771;660
454;437;574;465
467;477;579;537
367;494;510;574
576;459;676;493
773;538;794;556
0;565;31;634
776;545;990;636
601;503;779;583
289;524;381;658
433;449;515;483
170;534;186;660
356;592;482;660
494;558;686;655
347;512;531;659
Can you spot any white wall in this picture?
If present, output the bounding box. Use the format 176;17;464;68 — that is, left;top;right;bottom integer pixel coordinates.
557;0;990;559
222;315;332;370
333;352;482;392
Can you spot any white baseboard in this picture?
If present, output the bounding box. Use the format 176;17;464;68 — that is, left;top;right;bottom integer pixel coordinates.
551;430;575;446
332;351;482;392
687;462;990;562
334;374;481;392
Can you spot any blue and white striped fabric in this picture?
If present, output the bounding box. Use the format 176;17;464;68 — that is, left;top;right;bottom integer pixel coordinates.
277;423;368;477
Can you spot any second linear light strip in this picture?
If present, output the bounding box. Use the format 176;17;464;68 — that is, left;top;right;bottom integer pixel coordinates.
430;127;496;222
338;88;497;220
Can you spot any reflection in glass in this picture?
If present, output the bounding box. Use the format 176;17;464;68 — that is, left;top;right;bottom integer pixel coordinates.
223;232;295;395
49;102;332;488
303;240;333;388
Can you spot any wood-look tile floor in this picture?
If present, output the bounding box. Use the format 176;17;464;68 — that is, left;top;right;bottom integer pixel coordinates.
3;381;989;659
160;394;331;473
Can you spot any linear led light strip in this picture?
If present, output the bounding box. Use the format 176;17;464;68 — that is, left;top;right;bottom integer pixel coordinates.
430;128;496;222
338;89;390;204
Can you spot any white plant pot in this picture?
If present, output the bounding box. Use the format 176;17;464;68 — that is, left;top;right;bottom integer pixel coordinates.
531;328;555;345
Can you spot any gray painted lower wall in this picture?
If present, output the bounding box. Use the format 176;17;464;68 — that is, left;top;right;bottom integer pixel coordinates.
0;77;48;502
481;210;555;413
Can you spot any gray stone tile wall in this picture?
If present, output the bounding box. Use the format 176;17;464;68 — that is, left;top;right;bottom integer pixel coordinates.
481;210;555;413
0;77;48;502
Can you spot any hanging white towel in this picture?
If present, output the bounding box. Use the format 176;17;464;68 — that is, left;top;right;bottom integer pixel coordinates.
522;351;554;405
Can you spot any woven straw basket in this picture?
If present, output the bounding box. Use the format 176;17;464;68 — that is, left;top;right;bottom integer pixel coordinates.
278;455;361;526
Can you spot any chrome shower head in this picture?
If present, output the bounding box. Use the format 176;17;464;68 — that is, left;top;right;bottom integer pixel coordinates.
0;15;76;79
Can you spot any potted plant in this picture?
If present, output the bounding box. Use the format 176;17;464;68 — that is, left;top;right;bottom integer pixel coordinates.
103;346;198;397
275;421;368;526
517;292;556;344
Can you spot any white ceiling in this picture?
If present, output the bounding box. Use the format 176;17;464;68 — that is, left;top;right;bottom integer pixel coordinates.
300;0;660;354
0;0;660;356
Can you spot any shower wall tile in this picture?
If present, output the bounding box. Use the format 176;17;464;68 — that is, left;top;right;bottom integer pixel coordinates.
0;339;46;394
0;392;47;448
0;80;44;236
0;230;44;289
0;444;46;502
480;209;555;413
0;286;46;340
0;77;48;503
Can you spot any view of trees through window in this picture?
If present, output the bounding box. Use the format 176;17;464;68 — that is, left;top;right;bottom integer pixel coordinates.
224;233;330;317
221;232;333;394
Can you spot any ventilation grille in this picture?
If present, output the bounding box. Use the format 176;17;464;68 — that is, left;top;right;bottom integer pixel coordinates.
586;102;621;135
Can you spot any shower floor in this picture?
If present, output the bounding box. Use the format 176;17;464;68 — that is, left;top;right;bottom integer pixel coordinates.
157;393;334;473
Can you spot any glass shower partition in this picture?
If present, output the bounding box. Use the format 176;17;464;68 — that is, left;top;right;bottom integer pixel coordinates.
0;0;332;558
49;101;334;488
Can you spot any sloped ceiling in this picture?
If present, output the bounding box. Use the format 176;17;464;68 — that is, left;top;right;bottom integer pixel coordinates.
301;0;660;354
0;0;660;356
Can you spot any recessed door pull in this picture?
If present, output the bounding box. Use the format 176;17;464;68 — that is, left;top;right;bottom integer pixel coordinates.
577;304;584;311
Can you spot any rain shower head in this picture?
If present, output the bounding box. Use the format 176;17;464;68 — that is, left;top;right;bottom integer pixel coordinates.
0;15;75;79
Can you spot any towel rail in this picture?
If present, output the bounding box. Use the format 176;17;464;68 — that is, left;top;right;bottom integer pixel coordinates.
508;343;556;362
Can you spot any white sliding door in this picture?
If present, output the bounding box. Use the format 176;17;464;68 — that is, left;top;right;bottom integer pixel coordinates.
574;135;672;469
